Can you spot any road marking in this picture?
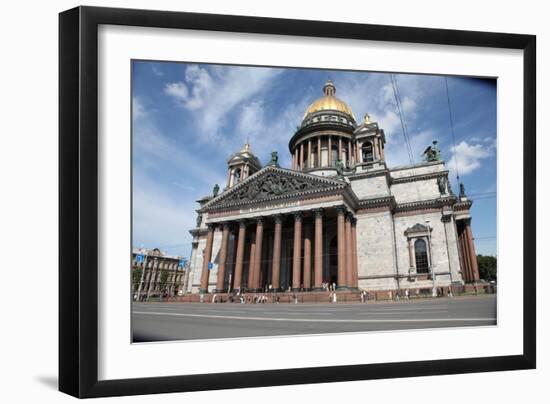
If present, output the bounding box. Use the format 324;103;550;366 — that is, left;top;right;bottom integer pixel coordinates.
356;310;450;315
133;311;495;324
369;306;449;311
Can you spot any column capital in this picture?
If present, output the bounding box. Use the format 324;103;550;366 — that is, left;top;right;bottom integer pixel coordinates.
206;223;216;230
238;219;247;228
293;211;303;221
273;214;283;224
222;222;231;231
256;216;264;225
336;205;347;216
350;217;357;226
313;208;324;218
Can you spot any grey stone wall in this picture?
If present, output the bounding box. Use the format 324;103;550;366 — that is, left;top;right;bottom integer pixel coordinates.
390;161;446;179
390;178;442;203
189;235;207;293
445;213;464;284
349;175;390;199
356;209;397;290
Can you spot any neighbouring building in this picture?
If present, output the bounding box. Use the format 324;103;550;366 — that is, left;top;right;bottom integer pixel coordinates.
132;248;189;300
186;80;480;295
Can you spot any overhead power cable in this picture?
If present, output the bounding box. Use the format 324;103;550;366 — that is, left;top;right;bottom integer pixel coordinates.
390;74;415;165
444;76;461;184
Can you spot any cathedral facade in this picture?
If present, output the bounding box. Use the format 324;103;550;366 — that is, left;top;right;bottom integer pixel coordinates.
186;80;480;296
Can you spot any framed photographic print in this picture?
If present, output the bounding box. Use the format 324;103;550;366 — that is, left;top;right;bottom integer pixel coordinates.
59;5;536;398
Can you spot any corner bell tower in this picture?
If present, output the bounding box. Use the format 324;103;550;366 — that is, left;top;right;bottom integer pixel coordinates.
225;143;262;189
353;113;387;169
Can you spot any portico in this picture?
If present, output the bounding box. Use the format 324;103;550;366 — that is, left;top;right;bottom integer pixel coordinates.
199;201;358;294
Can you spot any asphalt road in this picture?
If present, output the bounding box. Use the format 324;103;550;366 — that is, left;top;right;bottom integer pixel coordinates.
132;294;496;342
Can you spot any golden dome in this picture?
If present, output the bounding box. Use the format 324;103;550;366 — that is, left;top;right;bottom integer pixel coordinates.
303;80;355;120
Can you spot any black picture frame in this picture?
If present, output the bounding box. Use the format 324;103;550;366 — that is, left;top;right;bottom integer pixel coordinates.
59;5;536;398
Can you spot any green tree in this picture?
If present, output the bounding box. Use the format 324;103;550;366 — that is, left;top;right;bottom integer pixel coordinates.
477;255;497;282
159;268;170;293
132;266;143;292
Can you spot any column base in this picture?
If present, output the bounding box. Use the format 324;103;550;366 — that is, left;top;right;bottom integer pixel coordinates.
291;288;301;292
213;288;227;293
270;288;283;293
198;288;208;294
336;285;351;291
312;287;324;291
303;288;312;292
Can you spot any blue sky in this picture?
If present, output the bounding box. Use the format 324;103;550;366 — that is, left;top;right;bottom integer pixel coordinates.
132;61;497;258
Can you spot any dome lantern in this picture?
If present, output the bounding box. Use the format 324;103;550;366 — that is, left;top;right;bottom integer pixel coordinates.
323;79;336;96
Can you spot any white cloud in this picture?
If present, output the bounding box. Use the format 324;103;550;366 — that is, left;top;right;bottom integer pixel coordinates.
132;96;223;187
234;92;313;168
164;64;282;141
385;129;435;167
448;140;495;177
164;82;189;100
151;65;164;77
336;73;427;147
132;96;147;120
237;100;265;137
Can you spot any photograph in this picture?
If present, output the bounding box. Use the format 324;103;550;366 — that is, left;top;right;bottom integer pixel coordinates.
130;61;498;343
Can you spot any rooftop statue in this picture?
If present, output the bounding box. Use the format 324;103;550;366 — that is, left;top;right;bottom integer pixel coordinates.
212;183;220;197
437;176;447;194
335;158;344;176
268;151;280;167
196;213;202;228
422;140;442;162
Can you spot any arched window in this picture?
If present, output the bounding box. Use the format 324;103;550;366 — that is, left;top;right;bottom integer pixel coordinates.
312;146;318;168
331;146;338;167
234;168;241;184
362;141;374;163
342;148;348;167
414;239;429;273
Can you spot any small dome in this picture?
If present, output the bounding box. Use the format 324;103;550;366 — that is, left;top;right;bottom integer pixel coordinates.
303;80;355;120
227;143;262;169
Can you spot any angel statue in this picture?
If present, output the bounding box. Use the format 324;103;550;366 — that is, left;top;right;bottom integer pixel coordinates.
422;140;441;162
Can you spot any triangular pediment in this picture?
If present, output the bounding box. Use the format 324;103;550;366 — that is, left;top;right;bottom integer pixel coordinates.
404;223;432;235
201;166;347;211
354;122;378;135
